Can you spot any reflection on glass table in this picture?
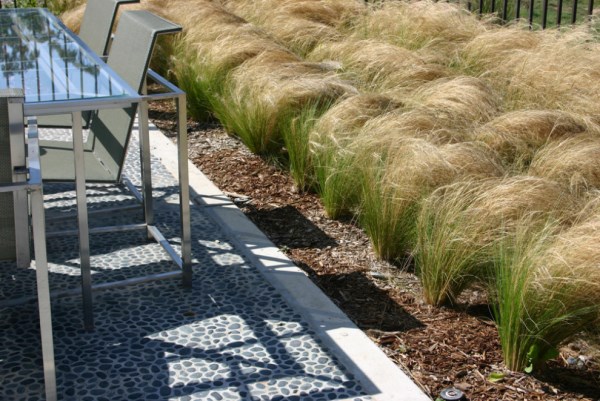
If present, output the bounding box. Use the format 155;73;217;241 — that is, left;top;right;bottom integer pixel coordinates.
0;8;133;111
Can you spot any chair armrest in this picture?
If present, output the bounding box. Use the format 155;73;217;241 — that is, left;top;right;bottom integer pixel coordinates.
143;69;185;102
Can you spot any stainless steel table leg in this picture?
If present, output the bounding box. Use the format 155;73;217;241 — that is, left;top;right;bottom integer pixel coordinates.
176;94;192;287
7;96;30;268
28;118;57;401
31;184;57;401
72;111;93;330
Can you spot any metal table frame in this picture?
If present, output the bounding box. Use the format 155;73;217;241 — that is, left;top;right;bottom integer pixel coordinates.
2;93;56;401
1;8;192;399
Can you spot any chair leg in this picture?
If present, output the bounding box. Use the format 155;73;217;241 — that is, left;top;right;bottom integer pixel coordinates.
72;111;94;331
13;188;30;267
176;94;192;288
138;99;154;238
7;97;31;267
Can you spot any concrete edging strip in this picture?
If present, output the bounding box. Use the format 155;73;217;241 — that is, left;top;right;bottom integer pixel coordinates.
149;125;431;401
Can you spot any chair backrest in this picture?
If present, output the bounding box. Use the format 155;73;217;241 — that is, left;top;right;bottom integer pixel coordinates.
78;0;140;56
87;10;182;182
0;89;23;260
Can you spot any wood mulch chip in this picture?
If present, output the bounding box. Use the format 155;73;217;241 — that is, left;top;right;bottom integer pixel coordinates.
150;101;600;401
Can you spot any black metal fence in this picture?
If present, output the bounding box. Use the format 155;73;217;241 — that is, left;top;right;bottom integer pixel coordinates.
3;0;598;29
366;0;598;29
465;0;596;28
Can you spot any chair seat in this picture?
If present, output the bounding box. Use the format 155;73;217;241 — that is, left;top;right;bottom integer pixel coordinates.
40;140;117;183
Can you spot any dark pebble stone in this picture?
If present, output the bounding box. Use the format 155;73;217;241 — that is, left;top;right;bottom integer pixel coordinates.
159;386;172;396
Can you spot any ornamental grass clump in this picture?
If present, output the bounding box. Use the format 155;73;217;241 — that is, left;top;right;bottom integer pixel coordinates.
490;218;562;373
50;0;86;16
350;77;501;148
357;108;471;146
59;3;85;31
473;27;600;113
357;138;442;262
475;110;588;169
416;176;577;306
308;38;448;94
163;0;301;122
350;0;485;56
220;0;366;56
357;139;504;262
277;99;335;191
224;55;356;154
529;134;600;196
410;76;501;126
309;94;402;218
161;0;357;154
459;26;542;75
491;207;600;372
416;181;493;306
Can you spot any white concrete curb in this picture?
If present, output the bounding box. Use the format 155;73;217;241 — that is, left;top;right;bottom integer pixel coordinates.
149;125;431;401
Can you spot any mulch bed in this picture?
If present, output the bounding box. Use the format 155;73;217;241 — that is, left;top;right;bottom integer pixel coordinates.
150;101;600;401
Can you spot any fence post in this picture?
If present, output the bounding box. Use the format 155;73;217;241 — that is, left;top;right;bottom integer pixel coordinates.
557;0;563;26
541;0;548;28
528;0;535;27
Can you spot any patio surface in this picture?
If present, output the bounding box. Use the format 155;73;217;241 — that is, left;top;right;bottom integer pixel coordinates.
0;122;430;401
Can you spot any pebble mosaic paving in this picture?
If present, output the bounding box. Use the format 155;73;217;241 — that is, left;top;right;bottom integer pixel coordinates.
0;130;371;400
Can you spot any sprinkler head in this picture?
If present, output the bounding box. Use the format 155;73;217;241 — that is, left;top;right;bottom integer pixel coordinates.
439;387;465;401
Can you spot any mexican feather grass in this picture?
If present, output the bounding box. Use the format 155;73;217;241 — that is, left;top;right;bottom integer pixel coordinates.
416;176;577;306
491;206;600;371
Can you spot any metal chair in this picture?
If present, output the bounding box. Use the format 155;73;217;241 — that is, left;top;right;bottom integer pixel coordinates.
0;89;56;401
38;0;139;129
79;0;140;57
39;10;191;330
40;10;181;182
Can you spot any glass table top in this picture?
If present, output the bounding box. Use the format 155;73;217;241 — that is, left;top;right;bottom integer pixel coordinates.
0;8;132;105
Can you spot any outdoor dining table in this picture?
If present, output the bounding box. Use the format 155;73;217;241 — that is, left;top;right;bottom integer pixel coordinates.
0;6;142;328
1;7;192;400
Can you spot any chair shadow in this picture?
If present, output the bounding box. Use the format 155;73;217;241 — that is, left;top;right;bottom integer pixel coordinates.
230;202;423;332
240;204;337;250
297;261;423;333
